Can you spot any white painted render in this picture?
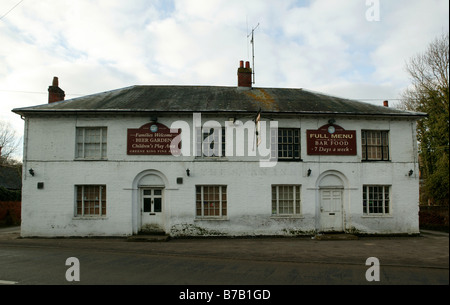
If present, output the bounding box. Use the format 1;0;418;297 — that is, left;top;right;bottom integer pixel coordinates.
20;114;420;237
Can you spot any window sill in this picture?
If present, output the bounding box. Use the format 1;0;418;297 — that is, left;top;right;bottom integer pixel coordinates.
361;160;391;163
271;215;304;219
74;158;108;162
361;215;393;218
276;159;303;162
194;157;229;162
195;217;229;221
73;217;108;220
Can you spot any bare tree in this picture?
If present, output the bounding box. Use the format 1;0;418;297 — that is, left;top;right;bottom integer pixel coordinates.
0;120;21;165
399;32;449;205
401;32;449;111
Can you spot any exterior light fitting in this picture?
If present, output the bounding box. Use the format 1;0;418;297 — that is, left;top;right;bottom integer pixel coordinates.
307;169;312;177
409;170;414;177
186;169;190;177
29;168;35;176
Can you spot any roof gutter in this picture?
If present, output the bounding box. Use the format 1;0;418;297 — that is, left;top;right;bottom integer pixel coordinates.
12;108;428;119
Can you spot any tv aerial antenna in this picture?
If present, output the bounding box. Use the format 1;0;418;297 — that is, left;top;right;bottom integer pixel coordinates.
247;22;260;84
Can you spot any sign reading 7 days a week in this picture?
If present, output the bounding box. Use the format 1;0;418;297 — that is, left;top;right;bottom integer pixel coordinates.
306;124;357;156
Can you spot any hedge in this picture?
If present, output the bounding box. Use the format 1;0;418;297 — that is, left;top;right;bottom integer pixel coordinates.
0;186;21;201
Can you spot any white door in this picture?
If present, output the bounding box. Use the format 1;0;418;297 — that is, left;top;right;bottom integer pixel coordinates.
141;188;165;233
319;189;343;232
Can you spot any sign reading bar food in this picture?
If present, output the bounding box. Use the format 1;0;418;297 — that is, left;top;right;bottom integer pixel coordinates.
307;124;357;156
127;123;181;155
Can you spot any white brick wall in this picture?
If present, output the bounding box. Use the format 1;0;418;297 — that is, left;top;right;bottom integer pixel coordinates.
20;114;420;237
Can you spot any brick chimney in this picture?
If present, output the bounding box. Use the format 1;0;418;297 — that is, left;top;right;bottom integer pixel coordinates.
48;77;65;103
383;100;389;107
237;60;252;90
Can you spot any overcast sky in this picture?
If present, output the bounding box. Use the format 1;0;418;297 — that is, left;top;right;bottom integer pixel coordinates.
0;0;449;160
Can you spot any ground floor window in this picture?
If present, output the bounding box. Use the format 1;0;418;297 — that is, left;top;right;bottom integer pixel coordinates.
363;185;390;215
76;185;106;217
272;185;301;216
196;185;227;218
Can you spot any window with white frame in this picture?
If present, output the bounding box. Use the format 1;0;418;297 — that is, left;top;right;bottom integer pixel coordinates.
76;127;107;159
272;185;301;216
361;130;389;161
363;185;390;215
195;127;226;157
271;128;301;161
76;185;107;217
196;185;227;218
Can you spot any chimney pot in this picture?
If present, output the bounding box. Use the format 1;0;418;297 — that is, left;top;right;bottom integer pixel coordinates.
52;76;59;87
245;61;250;69
240;60;244;68
383;100;389;107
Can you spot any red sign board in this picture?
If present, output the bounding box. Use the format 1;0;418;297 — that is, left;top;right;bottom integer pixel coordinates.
307;124;357;155
127;123;181;155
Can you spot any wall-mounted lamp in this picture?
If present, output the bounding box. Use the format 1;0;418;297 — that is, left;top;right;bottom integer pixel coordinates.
150;116;158;123
307;169;312;177
186;169;190;177
408;170;414;177
29;168;35;176
328;119;336;125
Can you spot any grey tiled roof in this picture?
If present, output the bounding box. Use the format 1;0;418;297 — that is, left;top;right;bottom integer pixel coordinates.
13;85;426;118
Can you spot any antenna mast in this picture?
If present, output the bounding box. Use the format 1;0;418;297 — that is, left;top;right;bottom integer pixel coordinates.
248;23;259;84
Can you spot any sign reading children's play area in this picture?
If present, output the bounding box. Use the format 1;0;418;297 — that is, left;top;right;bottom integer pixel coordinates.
127;122;181;155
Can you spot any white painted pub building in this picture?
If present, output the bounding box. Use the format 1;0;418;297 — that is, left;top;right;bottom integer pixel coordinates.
13;61;426;237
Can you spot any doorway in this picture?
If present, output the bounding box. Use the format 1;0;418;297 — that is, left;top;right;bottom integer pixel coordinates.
140;188;164;233
319;188;343;232
317;171;346;233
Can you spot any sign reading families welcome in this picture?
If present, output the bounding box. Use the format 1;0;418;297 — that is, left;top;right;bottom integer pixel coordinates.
307;124;357;156
127;123;181;155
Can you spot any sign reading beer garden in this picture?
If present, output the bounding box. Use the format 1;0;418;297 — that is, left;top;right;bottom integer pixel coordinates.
127;122;181;155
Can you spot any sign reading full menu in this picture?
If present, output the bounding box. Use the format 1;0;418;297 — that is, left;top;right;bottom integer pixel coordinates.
127;123;181;155
307;124;357;156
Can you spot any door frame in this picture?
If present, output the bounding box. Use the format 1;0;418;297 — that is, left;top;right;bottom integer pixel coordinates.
132;170;169;235
319;187;344;232
315;170;348;233
140;187;165;233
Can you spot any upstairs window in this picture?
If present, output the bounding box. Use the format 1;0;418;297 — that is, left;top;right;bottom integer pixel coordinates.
76;127;107;160
196;127;226;158
271;128;301;161
361;130;389;161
